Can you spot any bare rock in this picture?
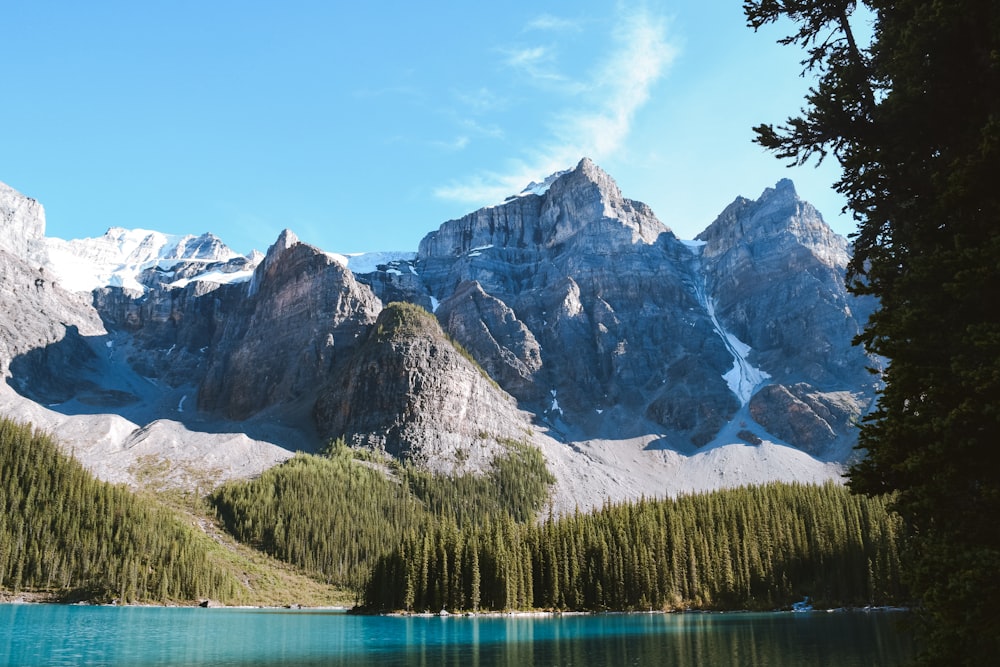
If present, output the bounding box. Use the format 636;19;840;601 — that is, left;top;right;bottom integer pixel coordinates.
749;383;864;457
315;302;532;473
435;280;543;401
199;230;383;420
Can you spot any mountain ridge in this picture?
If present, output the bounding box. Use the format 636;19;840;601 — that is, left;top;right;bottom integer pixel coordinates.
0;160;872;511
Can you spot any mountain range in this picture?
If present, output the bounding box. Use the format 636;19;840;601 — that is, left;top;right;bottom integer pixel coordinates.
0;160;877;512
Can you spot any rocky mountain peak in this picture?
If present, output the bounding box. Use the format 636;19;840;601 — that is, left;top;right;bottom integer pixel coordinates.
198;227;382;420
248;228;300;297
417;158;670;262
540;157;669;248
697;179;848;270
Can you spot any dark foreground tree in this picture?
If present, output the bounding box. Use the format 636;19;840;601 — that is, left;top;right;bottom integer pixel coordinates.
744;1;1000;663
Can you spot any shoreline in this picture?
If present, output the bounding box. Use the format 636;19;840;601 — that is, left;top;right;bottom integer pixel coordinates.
0;591;908;616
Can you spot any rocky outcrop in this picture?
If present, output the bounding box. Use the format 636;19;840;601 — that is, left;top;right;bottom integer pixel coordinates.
1;183;104;399
0;181;48;264
198;230;383;420
314;302;532;473
434;280;543;401
749;383;864;457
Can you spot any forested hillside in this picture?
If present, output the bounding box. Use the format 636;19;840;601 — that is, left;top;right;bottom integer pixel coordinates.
0;417;243;603
362;482;905;612
211;440;905;612
210;439;554;592
2;416;905;611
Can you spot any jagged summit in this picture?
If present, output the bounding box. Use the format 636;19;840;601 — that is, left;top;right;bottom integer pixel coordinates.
418;158;671;260
698;178;849;270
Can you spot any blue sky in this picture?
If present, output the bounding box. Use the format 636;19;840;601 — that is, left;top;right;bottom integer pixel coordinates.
2;2;859;255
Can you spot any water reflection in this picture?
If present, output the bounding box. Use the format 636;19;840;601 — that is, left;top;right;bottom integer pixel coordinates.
0;605;913;667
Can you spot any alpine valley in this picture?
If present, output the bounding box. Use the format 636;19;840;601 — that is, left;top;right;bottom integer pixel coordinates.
0;158;878;514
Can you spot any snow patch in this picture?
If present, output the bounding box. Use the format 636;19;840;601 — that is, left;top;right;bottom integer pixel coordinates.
688;244;771;405
467;244;493;257
549;389;563;415
341;251;417;274
167;269;254;289
517;169;570;197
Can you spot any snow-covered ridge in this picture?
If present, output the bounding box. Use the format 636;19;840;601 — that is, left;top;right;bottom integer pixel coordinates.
489;168;574;208
517;169;571;198
44;227;251;293
328;251;418;274
41;219;418;293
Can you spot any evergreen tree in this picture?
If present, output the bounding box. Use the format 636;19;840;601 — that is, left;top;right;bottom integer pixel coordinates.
744;1;1000;662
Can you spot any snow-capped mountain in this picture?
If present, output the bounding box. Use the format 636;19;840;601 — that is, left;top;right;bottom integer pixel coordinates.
43;227;254;293
0;161;874;511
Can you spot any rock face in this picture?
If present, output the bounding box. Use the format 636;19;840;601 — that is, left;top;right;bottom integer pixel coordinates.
697;179;878;457
314;302;532;473
198;230;383;420
1;184;104;400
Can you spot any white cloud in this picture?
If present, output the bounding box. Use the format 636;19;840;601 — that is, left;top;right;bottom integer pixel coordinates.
500;45;568;83
524;14;582;33
453;87;504;114
556;9;676;160
503;45;548;69
436;8;676;206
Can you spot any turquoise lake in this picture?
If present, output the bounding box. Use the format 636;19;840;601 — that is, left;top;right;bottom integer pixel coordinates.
0;604;913;666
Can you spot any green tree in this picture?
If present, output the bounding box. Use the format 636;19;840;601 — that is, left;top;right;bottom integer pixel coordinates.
744;1;1000;662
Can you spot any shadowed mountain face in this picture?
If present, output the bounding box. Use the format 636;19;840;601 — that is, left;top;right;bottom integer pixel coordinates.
1;158;877;483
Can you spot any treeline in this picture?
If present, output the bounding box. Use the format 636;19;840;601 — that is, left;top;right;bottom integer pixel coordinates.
0;417;244;603
361;482;905;612
210;439;554;591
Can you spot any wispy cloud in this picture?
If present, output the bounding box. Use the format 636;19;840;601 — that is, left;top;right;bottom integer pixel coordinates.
435;8;676;206
556;9;676;160
500;45;569;83
524;14;582;33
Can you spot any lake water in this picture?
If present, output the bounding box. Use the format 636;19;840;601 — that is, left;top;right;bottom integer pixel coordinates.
0;604;913;666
